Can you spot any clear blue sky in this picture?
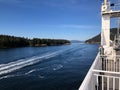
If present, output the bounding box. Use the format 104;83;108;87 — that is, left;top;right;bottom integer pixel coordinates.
0;0;102;40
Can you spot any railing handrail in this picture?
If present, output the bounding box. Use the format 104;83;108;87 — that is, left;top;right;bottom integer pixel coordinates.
100;55;120;57
94;74;120;79
93;69;120;75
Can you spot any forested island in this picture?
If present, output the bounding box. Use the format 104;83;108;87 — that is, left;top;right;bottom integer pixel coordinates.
85;28;118;44
0;35;70;49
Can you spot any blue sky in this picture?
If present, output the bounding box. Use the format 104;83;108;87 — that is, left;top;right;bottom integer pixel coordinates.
0;0;102;40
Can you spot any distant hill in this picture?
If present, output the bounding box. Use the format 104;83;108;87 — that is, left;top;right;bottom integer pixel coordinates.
71;40;84;43
85;28;118;44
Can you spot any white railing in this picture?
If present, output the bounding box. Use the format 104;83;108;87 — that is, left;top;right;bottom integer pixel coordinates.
110;3;120;11
93;71;120;90
97;55;120;72
79;54;120;90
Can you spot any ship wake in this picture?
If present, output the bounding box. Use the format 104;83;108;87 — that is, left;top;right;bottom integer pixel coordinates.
0;50;65;76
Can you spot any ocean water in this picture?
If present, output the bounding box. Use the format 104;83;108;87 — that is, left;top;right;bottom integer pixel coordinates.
0;43;99;90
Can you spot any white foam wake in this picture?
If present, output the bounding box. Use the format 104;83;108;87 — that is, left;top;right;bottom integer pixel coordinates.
0;50;64;76
0;74;45;80
0;74;20;80
53;64;63;71
25;69;36;75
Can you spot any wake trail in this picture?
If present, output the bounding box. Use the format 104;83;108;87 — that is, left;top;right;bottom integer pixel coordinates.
0;49;66;76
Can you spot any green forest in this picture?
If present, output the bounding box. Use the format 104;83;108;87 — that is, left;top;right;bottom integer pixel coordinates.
0;35;70;48
85;28;118;44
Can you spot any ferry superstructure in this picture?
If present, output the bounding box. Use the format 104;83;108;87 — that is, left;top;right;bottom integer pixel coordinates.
79;0;120;90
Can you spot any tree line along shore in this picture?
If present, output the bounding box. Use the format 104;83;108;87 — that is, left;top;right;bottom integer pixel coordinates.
0;35;70;49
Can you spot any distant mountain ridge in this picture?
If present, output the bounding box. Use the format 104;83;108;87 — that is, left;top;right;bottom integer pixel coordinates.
85;28;118;44
71;40;84;43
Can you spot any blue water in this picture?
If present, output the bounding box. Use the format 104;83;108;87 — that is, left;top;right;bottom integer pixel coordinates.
0;43;99;90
